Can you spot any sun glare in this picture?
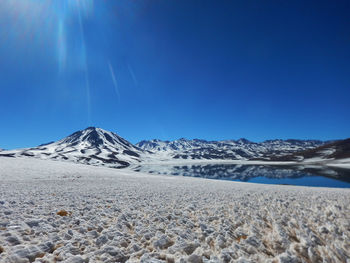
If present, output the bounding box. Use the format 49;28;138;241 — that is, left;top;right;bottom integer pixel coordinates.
0;0;94;62
0;0;95;123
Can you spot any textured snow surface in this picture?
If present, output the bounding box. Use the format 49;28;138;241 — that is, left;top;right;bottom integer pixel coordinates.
0;158;350;263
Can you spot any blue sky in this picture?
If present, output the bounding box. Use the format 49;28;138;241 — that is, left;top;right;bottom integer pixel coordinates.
0;0;349;149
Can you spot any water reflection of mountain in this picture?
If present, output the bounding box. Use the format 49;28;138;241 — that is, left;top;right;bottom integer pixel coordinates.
133;164;350;184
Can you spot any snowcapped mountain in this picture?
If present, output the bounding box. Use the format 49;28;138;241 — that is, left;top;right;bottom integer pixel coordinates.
0;127;145;168
136;138;325;160
271;138;350;163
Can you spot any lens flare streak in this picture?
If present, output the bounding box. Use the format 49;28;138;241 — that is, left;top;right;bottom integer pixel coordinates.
57;18;66;72
77;5;92;124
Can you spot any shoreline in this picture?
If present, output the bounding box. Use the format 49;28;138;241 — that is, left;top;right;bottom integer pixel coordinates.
1;153;350;172
138;158;350;169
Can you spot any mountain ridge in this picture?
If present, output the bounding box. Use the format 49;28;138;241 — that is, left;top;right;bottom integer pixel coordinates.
0;127;348;168
136;138;326;160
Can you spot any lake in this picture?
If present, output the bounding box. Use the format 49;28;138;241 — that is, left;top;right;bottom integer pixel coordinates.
133;163;350;188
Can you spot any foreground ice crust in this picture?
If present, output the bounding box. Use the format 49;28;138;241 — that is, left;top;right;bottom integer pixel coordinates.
0;158;349;263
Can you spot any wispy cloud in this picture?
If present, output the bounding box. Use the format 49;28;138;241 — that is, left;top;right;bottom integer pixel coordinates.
127;62;138;88
108;61;121;103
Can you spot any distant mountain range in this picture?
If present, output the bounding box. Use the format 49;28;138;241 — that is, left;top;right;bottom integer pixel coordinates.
136;138;325;160
0;127;348;168
271;138;350;162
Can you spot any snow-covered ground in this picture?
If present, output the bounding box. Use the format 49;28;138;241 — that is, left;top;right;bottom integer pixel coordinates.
0;158;349;263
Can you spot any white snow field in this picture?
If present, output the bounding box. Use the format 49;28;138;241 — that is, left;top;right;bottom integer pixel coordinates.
0;158;349;263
